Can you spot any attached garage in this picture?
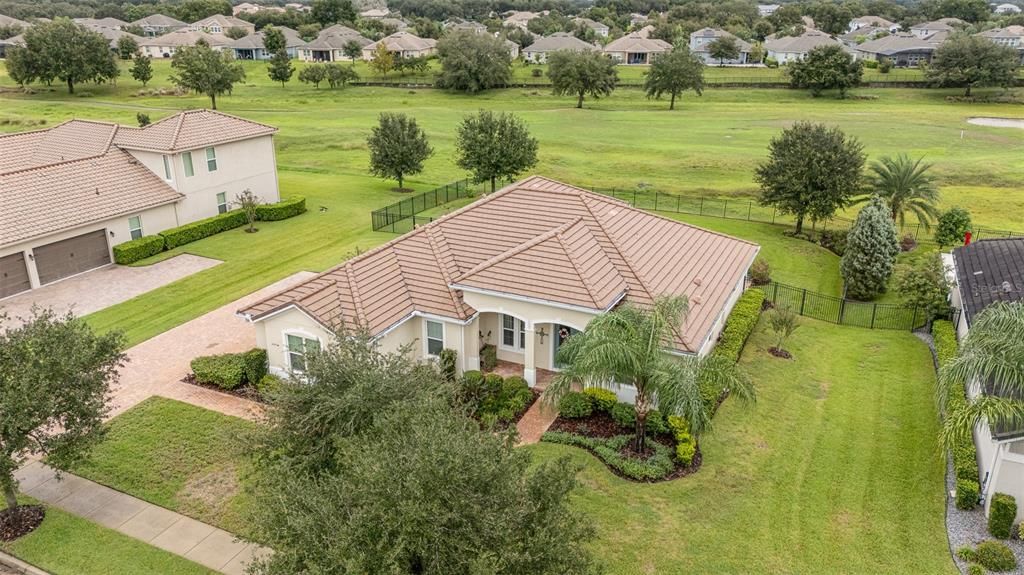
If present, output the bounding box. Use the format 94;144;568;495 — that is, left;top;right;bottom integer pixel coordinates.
33;230;111;286
0;252;31;299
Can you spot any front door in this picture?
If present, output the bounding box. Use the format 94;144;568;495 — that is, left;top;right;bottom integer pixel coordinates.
552;324;579;370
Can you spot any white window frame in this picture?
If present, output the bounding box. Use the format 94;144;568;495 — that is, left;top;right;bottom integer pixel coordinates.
500;314;526;352
205;147;218;172
128;215;143;240
183;151;195;177
162;155;172;181
424;319;444;358
216;192;228;214
284;331;321;373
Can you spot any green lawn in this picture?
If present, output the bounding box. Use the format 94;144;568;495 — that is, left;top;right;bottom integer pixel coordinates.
1;500;215;575
531;318;953;574
70;397;256;538
0;59;1020;345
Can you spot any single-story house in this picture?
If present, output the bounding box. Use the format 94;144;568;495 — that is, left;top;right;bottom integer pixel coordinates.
379;17;408;31
444;18;487;34
630;12;649;26
131;14;187;37
574;17;609;37
73;17;128;30
847;15;899;33
839;25;890;47
361;31;436;60
298;24;372;61
189;14;255;36
139;30;231;58
689;28;752;65
360;8;390;19
945;238;1024;523
0;110;280;299
995;3;1022;14
504;38;520;58
909;20;957;38
92;26;145;52
604;33;671;64
522;32;598;63
765;29;841;64
976;26;1024;64
238;176;759;396
856;32;946;66
231;26;306;59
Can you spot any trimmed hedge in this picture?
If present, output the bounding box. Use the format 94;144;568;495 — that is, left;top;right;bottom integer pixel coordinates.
583;387;617;413
559;392;592;419
956;479;980;511
989;493;1018;539
256;196;306;221
975;540;1017;571
480;344;497;371
113;235;165;264
190;347;267;391
933;320;981;504
542;432;676;480
160;209;248;250
713;288;766;362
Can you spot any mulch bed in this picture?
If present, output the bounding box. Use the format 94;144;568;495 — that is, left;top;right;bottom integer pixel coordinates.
768;347;793;359
181;374;264;402
0;505;45;542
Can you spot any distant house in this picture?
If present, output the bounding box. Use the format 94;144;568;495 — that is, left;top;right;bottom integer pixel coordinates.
298;24;372;62
629;13;649;26
0;34;24;58
504;38;520;58
139;30;232;58
689;28;752;65
522;32;598;63
0;13;30;29
232;26;306;59
758;4;780;16
765;30;841;63
839;25;890;47
604;33;671;64
379;17;408;31
976;25;1024;63
92;27;145;52
189;14;255;36
574;17;609;37
73;17;128;30
360;8;391;19
909;20;957;38
362;31;436;60
995;3;1022;14
131;14;187;37
856;32;946;66
504;11;544;30
802;15;816;29
444;18;487;34
635;24;655;39
847;15;899;33
945;238;1024;525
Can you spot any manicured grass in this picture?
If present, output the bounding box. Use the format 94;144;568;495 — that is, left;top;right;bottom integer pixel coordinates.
1;500;215;575
70;397;255;538
1;59;1020;345
529;318;954;574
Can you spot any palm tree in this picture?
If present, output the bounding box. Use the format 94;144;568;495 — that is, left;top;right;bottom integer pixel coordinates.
854;154;940;231
543;296;754;452
939;301;1024;450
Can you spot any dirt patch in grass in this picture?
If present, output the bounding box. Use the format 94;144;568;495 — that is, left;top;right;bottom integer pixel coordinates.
0;506;44;541
178;465;240;518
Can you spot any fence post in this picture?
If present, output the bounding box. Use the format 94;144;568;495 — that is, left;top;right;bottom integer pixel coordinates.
654;191;658;211
870;304;876;329
723;199;727;218
839;298;846;324
699;197;704;216
677;195;680;212
800;288;807;315
633;190;637;206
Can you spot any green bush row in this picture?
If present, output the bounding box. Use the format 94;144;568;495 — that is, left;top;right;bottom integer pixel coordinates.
989;493;1018;539
112;235;165;264
255;196;306;221
190;348;268;390
956;479;979;511
713;288;766;363
542;432;676;481
932;320;981;507
975;540;1017;572
161;209;249;250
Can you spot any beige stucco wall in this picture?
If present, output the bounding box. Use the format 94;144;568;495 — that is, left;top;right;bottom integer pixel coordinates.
696;274;747;357
253;307;334;375
0;203;179;289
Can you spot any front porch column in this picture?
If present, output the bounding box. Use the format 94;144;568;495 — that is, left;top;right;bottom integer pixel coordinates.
523;322;537;387
465;317;481;372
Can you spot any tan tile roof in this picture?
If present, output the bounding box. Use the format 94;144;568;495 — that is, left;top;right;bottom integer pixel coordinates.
765;29;840;53
113;109;277;152
0;148;182;247
131;13;186;27
0;120;118;173
191;14;254;29
366;31;436;53
241;176;759;353
603;33;672;53
0;14;29;27
525;32;599;53
139;29;232;48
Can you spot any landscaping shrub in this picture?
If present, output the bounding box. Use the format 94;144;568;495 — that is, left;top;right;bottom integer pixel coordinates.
933;320;980;488
499;375;532;414
112;235;165;264
966;564;982;575
559;392;593;419
675;435;697;466
480;344;497;371
645;410;668;435
878;59;892;73
863;59;878;69
191;353;246;390
610;401;636;428
989;493;1018;539
975;540;1016;572
817;229;848;256
667;415;697;465
531;68;543;77
1019;523;1024;541
765;57;778;68
582;387;617;413
160;209;248;249
257;373;283;397
957;546;977;562
956;479;980;510
438;348;457;383
242;348;268;385
542;432;676;481
712;288;765;364
255;196;306;221
749;258;772;286
900;234;917;252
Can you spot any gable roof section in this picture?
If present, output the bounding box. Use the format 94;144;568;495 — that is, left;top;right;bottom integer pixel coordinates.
366;31;436;52
857;32;945;55
132;13;186;27
953;238;1024;325
0;14;29;27
525;32;598;53
604;33;672;53
0;119;118;173
113;109;276;152
690;28;752;51
191;14;253;29
241;176;759;353
230;26;305;49
305;25;372;49
765;30;839;53
139;29;232;48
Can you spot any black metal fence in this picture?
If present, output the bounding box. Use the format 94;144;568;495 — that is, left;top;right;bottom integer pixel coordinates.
759;280;956;331
371;179;488;233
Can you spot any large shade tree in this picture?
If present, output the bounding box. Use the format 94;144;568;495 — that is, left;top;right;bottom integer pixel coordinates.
939;302;1024;451
170;39;246;109
454;110;538;193
840;196;900;300
927;34;1020;96
548;49;619;109
435;30;512;93
787;44;863;98
854;154;940;231
544;296;752;451
7;18;119;93
366;112;433;191
643;45;704;110
0;310;125;519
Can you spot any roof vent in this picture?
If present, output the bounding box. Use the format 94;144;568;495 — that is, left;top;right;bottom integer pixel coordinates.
693;277;703;286
692;295;703;305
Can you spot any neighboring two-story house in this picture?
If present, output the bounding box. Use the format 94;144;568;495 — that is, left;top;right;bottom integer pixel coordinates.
976;25;1024;64
765;29;843;63
689;28;752;65
189;14;256;35
0;110;279;299
239;176;759;400
131;13;188;37
139;29;232;58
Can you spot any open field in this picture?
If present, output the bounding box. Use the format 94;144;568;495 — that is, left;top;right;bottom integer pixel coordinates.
1;59;1020;344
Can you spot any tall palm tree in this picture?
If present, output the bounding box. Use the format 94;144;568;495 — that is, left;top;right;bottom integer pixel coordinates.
543;296;753;452
939;301;1024;450
855;154;940;231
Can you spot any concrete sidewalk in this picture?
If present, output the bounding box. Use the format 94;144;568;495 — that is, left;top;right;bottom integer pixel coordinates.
15;462;269;575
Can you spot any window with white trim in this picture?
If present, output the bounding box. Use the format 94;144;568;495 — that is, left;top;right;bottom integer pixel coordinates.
205;147;218;172
425;320;444;357
286;333;320;372
128;215;143;240
162;155;172;180
216;192;228;214
183;151;195;177
501;314;526;351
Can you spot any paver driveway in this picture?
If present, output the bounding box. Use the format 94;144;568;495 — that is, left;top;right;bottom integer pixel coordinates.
0;255;221;329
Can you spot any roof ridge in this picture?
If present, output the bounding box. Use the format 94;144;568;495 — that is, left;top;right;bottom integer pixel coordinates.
554;224;603;308
426;226;465;314
454;217;583;283
0;149;119;177
169;112;187;149
578;194;656;305
345;263;366;320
